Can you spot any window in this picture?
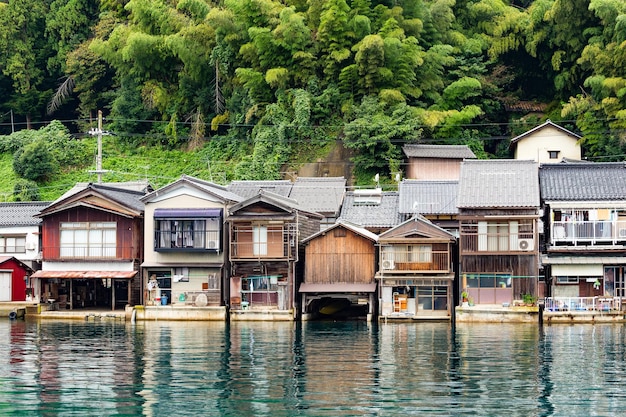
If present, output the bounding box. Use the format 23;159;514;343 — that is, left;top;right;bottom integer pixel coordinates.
556;276;580;284
467;273;512;289
60;222;116;258
253;225;267;256
548;150;560;159
155;217;220;251
0;235;26;253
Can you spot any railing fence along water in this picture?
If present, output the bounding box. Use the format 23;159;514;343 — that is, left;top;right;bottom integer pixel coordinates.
544;296;622;312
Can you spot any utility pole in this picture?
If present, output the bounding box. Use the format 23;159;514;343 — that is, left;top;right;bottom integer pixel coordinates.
88;110;108;183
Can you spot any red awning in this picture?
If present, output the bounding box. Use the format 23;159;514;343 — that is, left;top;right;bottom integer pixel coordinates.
31;270;137;279
299;283;377;293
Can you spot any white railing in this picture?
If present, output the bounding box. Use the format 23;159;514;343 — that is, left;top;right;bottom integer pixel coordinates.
544;296;622;312
551;220;626;245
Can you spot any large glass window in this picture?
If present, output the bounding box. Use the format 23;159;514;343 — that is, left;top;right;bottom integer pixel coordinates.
155;217;220;251
60;222;116;258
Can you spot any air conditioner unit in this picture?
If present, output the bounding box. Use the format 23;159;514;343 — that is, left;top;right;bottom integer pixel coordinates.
518;238;534;251
382;259;396;270
25;242;36;251
207;240;219;250
619;228;626;238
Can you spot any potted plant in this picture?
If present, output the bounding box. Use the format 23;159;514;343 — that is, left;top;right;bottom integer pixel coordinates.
461;290;470;306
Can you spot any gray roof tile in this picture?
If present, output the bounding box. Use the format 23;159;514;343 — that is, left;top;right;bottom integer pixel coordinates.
339;191;401;228
289;177;346;215
540;162;626;201
403;144;476;159
227;180;293;199
0;202;50;226
398;180;459;215
458;160;540;208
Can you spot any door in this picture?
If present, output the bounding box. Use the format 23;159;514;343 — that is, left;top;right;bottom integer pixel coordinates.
0;271;12;301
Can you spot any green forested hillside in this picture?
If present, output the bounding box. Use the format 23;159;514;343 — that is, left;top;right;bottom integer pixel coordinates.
0;0;624;201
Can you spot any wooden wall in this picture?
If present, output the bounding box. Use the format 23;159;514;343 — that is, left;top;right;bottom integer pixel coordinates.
41;207;141;260
304;227;376;284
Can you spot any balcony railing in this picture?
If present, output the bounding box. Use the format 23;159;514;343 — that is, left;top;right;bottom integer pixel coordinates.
544;296;622;312
380;250;450;273
551;220;626;245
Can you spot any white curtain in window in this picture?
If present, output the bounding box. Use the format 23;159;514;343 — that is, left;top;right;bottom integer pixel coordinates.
253;225;268;256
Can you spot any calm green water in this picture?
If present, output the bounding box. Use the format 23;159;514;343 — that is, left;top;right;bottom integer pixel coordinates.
0;319;625;416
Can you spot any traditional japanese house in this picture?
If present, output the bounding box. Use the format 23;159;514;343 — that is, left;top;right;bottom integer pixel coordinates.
457;160;540;305
300;221;378;321
540;162;626;307
402;144;476;180
0;201;50;300
227;190;323;320
140;175;242;312
377;216;456;319
288;176;346;230
31;182;150;310
511;119;582;163
0;257;33;302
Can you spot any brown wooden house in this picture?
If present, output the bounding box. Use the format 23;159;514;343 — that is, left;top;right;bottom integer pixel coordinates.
299;221;378;321
402;144;476;180
457;160;540;305
227;190;323;320
377;215;456;319
31;182;149;310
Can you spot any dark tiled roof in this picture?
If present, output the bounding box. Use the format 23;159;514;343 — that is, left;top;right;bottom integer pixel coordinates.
339;191;401;228
403;144;476;159
540;162;626;201
0;202;50;226
226;180;293;199
458;160;540;208
46;182;149;215
289;177;346;215
142;175;242;203
398;180;459;215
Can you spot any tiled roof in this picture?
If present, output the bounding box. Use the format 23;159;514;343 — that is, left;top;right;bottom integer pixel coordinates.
403;144;476;159
289;177;346;215
457;160;540;208
511;120;581;144
339;191;401;228
398;180;459;215
45;182;149;215
226;180;293;199
0;202;51;226
142;175;242;203
540;162;626;201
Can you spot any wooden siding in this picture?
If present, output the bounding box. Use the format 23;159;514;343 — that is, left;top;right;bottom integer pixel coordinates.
304;228;376;284
41;207;141;261
406;158;462;180
461;254;538;297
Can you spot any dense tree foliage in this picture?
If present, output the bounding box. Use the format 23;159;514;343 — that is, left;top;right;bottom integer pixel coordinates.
0;0;624;187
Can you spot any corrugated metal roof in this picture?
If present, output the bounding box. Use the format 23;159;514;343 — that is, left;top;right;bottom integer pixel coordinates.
402;144;476;159
398;180;459;215
457;160;540;208
31;270;137;279
339;191;401;228
540;162;626;201
0;202;50;226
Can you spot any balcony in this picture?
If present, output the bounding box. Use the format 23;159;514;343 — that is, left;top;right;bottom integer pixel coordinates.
544;296;622;312
550;220;626;246
379;250;451;273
